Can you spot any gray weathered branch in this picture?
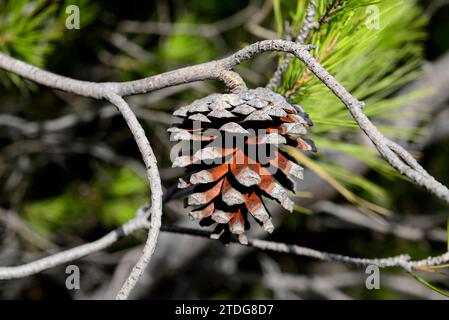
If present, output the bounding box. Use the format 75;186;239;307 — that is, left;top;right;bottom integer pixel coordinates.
2;218;449;281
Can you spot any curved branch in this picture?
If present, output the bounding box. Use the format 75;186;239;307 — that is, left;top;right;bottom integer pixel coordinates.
291;49;449;203
0;54;245;98
160;225;449;271
105;41;313;96
103;94;164;300
0;214;149;280
2;220;448;281
0;41;313;98
0;52;106;99
266;0;317;90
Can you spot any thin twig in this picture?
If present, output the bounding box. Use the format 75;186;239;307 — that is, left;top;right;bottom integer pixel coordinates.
103;94;164;300
0;213;149;280
245;0;278;40
2;220;449;280
290;48;449;204
266;0;317;90
160;225;449;271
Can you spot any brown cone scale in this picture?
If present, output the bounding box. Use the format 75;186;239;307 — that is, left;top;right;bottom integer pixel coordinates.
169;88;316;243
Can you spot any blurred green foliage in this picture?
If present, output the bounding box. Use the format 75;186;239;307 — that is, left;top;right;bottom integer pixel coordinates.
23;167;147;236
160;15;217;64
0;0;97;89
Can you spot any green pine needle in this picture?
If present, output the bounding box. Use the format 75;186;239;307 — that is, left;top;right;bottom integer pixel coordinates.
274;0;428;204
0;0;97;89
447;217;449;250
409;271;449;298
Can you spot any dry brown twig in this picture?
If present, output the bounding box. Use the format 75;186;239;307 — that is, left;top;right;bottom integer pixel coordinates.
1;36;449;299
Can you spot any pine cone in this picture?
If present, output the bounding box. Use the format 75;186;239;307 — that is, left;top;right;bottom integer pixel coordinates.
168;87;316;243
